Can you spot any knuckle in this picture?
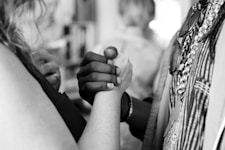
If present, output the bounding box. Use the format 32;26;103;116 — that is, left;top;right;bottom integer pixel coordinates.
89;62;94;69
112;76;117;83
43;63;50;70
97;83;105;90
50;61;57;66
90;62;97;69
46;63;54;69
86;52;93;60
87;74;92;81
111;66;116;74
46;76;54;83
89;72;97;81
85;82;93;90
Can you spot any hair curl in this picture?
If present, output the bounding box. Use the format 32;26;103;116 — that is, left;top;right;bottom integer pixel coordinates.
0;0;45;58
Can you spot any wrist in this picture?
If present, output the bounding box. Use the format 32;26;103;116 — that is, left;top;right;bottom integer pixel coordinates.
96;90;122;99
94;91;122;109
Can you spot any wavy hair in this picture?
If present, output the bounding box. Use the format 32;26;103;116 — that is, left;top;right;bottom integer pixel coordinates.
0;0;45;58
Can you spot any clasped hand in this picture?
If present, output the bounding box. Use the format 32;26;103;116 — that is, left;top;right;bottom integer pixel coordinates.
77;47;132;103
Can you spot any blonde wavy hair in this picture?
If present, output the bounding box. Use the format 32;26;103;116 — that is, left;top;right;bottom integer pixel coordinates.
0;0;45;58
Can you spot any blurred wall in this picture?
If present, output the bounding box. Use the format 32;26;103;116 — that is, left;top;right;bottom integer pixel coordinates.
95;0;119;43
55;0;75;25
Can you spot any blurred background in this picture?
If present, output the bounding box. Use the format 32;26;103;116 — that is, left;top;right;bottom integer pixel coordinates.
22;0;197;150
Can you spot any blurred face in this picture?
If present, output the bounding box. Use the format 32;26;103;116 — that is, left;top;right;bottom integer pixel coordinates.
123;2;154;28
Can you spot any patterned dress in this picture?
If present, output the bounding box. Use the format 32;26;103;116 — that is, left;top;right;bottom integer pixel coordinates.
163;1;225;150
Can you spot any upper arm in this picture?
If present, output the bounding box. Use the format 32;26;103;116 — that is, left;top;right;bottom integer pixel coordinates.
0;45;77;150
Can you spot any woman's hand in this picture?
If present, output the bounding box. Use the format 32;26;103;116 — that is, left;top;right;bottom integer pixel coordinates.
31;50;61;91
111;51;132;95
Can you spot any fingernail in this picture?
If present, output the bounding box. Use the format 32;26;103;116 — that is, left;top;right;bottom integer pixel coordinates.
116;68;121;75
117;77;121;84
107;83;114;89
104;47;118;59
107;60;113;65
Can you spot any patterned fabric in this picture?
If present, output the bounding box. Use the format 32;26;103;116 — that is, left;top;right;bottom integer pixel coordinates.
141;1;225;150
163;39;214;150
163;1;225;150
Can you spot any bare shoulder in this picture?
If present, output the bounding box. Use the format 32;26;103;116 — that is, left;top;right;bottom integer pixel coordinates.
0;44;77;150
0;43;25;81
0;43;58;110
0;43;54;108
0;43;39;94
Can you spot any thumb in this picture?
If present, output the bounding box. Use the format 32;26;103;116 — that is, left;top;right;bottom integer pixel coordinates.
104;46;118;59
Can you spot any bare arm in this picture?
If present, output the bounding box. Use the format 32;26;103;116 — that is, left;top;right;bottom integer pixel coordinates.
78;53;132;150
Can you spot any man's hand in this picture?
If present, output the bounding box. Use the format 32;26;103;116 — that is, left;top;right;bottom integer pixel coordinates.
31;50;61;91
77;47;121;104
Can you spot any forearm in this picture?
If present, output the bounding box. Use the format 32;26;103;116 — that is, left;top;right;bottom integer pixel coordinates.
121;93;152;140
78;91;121;150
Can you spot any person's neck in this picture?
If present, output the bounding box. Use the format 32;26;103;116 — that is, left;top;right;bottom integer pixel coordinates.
123;26;145;38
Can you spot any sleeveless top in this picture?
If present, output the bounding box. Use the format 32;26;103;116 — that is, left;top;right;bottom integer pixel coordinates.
0;29;86;142
163;1;225;150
